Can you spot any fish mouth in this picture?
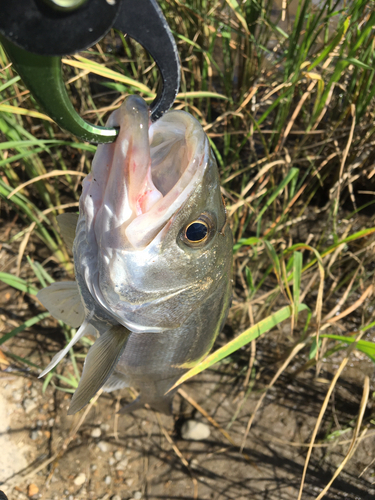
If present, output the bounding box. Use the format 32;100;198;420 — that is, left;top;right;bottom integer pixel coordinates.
85;95;208;250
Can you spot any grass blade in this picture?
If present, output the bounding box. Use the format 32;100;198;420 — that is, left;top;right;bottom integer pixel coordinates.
320;334;375;363
0;104;54;122
170;303;310;389
0;272;39;295
0;312;50;346
293;251;303;323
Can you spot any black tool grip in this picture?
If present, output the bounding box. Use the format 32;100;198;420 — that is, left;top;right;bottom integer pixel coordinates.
0;0;120;56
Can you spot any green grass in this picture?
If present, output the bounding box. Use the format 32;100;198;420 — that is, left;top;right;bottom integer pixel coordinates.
1;0;375;495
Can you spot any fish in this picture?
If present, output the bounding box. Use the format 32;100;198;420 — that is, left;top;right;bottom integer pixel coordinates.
37;95;233;415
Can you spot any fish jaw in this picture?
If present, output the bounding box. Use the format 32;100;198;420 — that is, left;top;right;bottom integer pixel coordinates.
81;95;161;253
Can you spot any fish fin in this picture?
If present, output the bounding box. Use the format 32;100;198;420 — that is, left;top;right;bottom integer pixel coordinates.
119;385;177;416
39;313;94;378
68;325;130;415
57;212;79;251
102;371;129;392
37;281;85;327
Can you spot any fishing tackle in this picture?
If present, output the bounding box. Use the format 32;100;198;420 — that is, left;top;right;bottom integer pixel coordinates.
0;0;180;143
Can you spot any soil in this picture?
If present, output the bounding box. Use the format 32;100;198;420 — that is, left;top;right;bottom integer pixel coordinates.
1;220;375;500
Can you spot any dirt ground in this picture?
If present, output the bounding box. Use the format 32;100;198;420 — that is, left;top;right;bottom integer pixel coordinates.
1;221;375;500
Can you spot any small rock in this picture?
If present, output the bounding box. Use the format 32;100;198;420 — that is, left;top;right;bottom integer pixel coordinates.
104;475;112;485
181;420;210;441
190;458;199;469
48;418;55;427
115;458;129;470
97;441;109;452
114;450;122;461
23;398;37;414
133;492;142;500
91;464;97;471
30;430;40;440
125;478;134;487
28;483;39;497
73;473;86;486
13;390;22;402
100;423;110;432
111;496;121;500
109;457;116;466
91;427;101;438
30;387;38;398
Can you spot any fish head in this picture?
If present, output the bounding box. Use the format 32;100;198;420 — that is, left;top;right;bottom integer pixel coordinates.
75;95;232;332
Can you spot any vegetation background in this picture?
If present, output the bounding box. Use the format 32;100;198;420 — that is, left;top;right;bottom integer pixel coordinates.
0;0;375;499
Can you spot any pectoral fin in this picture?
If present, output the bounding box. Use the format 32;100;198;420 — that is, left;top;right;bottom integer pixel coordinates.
68;325;130;415
37;281;85;327
39;314;94;378
57;212;79;250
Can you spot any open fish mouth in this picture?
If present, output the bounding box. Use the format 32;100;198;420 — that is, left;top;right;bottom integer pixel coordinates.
81;95;208;250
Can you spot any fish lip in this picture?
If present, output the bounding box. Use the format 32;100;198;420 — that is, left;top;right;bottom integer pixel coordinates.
107;94;150;129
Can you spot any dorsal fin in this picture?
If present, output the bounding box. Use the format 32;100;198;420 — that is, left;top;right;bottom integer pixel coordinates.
57;212;79;250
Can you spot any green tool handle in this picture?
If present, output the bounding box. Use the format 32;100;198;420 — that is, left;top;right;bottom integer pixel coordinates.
1;35;118;144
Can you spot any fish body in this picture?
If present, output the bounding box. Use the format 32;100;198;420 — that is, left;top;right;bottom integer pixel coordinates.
38;96;232;414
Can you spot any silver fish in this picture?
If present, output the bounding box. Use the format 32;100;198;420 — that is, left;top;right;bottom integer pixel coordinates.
37;95;232;415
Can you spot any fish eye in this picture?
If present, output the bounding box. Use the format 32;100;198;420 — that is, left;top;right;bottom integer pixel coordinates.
185;221;208;243
181;213;215;248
